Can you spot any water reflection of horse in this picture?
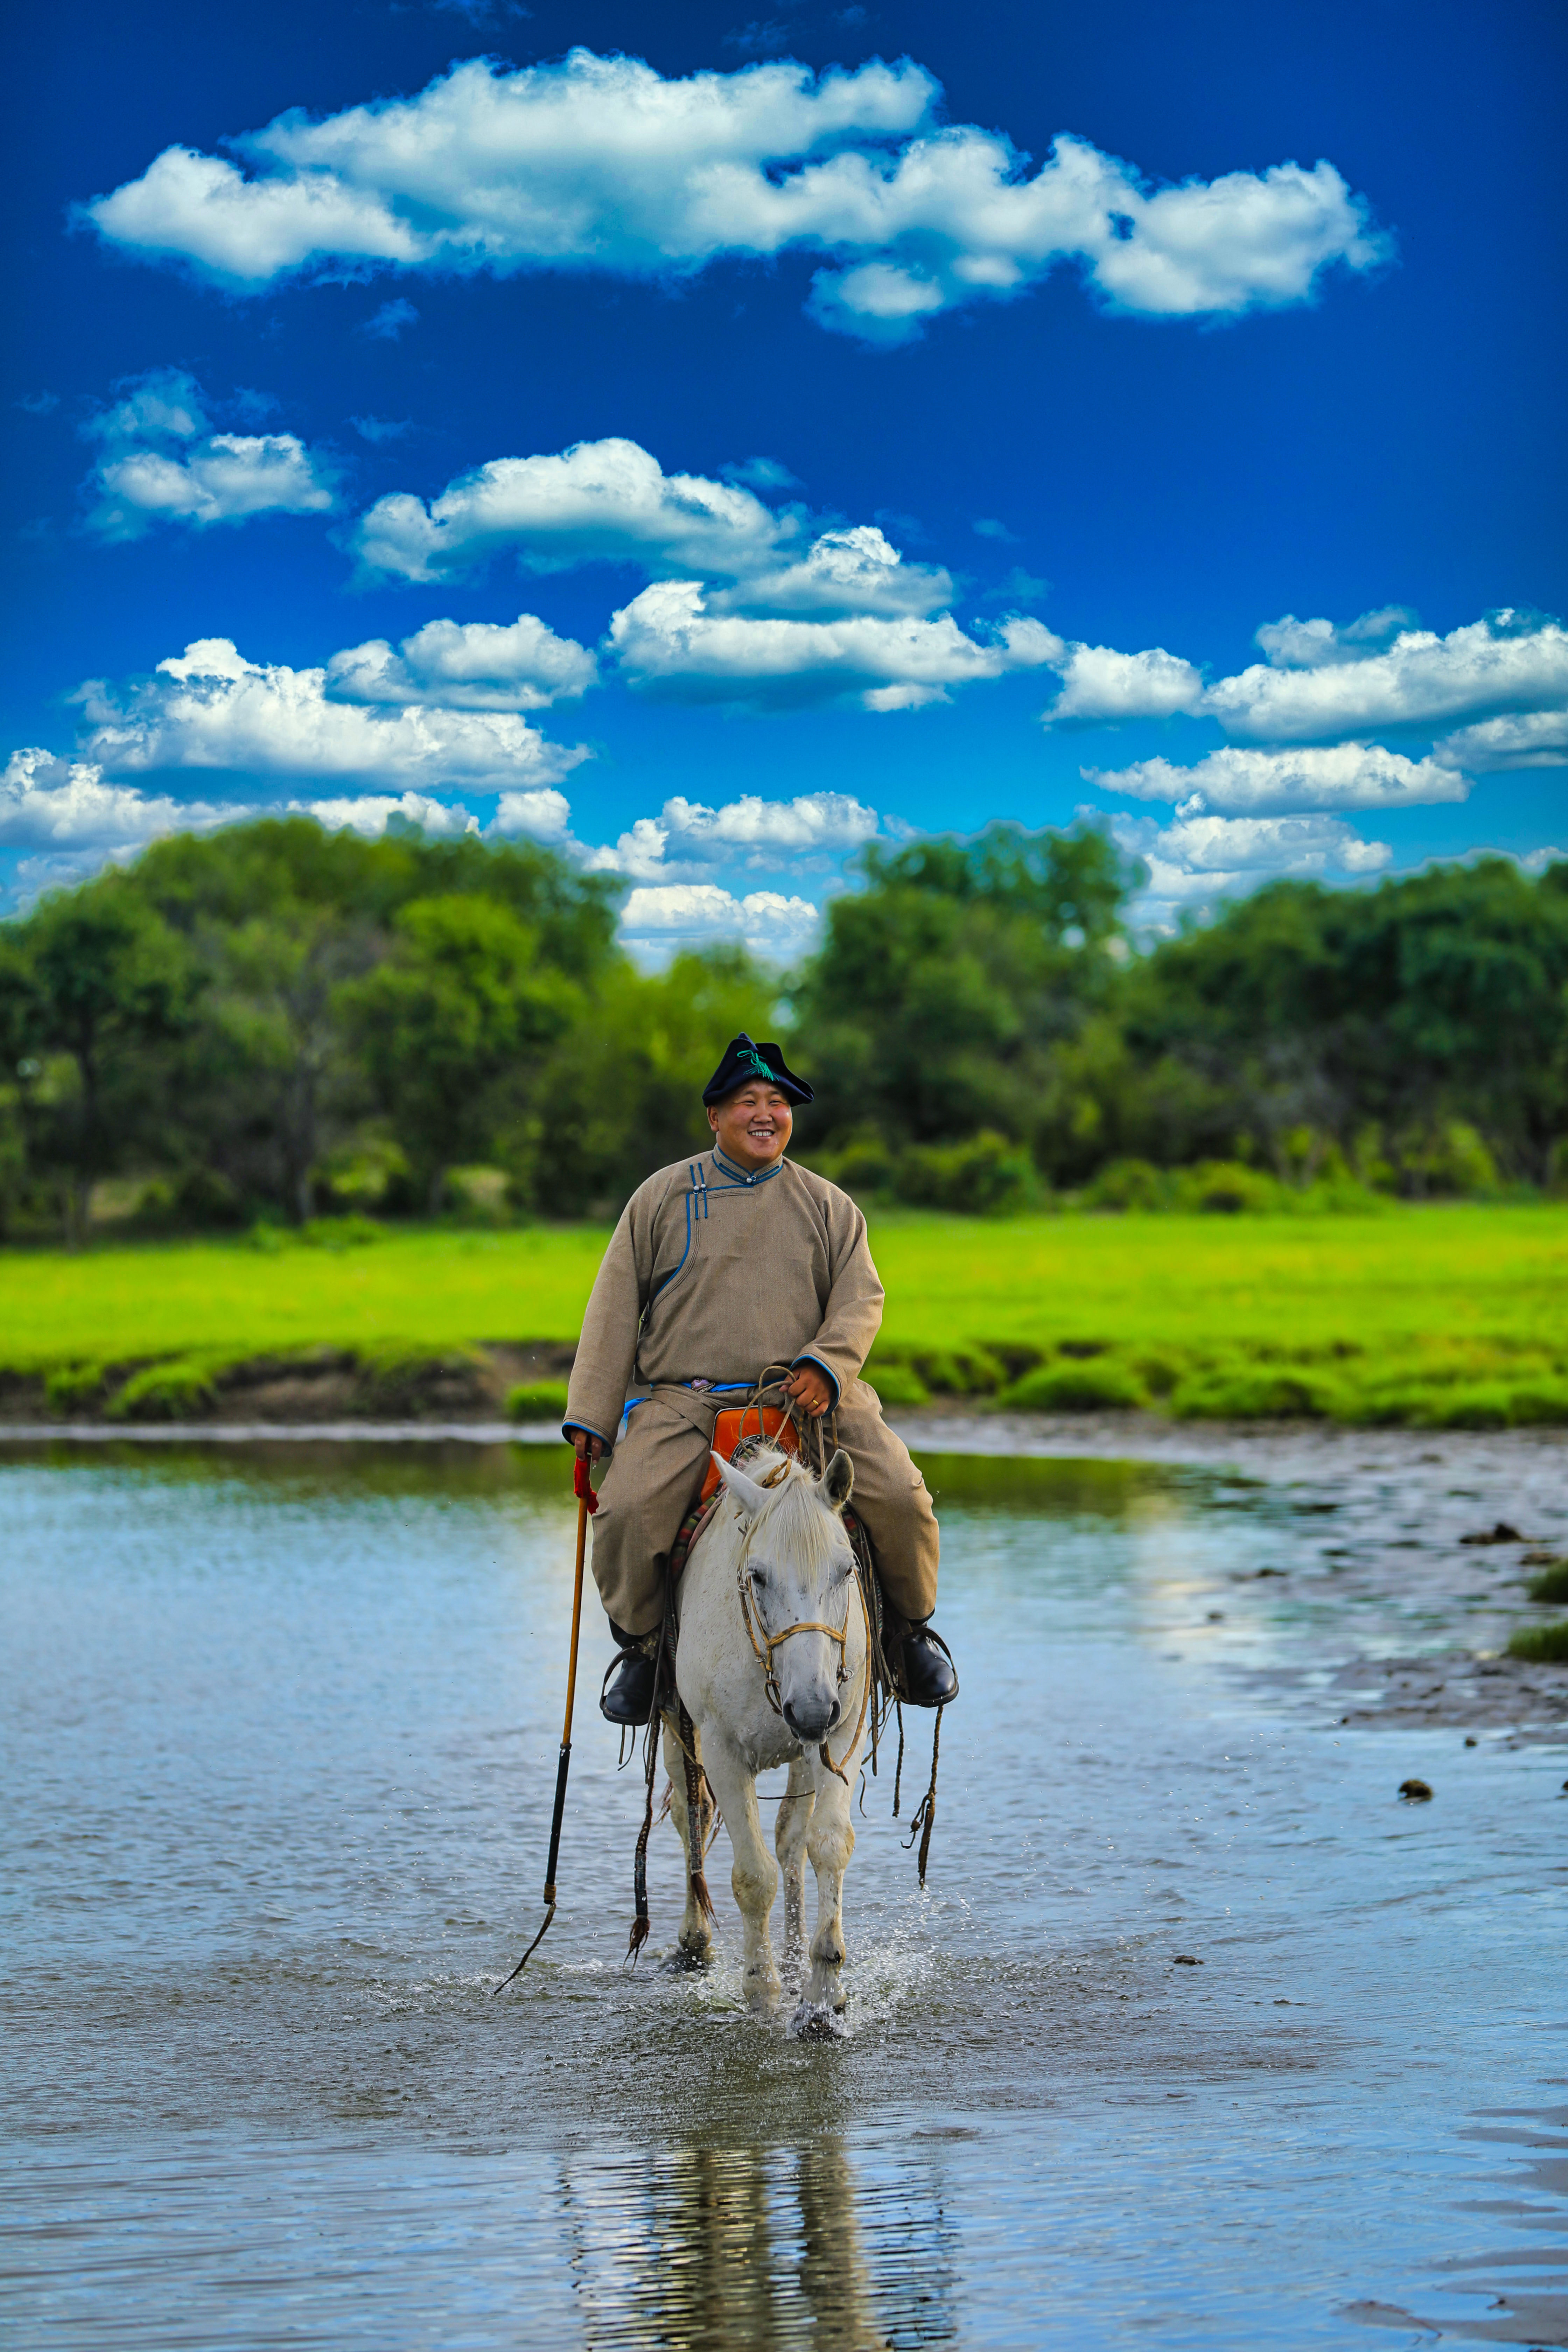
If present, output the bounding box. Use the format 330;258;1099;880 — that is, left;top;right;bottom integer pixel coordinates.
558;2138;958;2351
663;1443;870;2032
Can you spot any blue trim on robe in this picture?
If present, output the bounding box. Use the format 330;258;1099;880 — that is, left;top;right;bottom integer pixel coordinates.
711;1146;784;1188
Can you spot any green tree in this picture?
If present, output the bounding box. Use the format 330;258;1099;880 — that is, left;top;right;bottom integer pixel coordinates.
1126;859;1568;1186
343;894;582;1206
789;820;1145;1177
4;876;197;1239
532;947;779;1213
201;908;378;1223
132;817;625;1218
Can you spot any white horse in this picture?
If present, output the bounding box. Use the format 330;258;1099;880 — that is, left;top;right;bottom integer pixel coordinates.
661;1441;870;2030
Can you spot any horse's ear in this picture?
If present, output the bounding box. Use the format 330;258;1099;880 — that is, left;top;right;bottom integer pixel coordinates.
714;1451;770;1518
821;1448;854;1509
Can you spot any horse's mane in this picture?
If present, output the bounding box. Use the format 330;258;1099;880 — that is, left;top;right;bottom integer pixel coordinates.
736;1447;845;1574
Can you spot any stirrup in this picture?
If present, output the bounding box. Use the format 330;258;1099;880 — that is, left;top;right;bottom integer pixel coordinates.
600;1644;656;1727
899;1622;958;1709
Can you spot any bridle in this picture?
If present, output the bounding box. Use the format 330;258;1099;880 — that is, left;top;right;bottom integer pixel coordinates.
732;1471;871;1782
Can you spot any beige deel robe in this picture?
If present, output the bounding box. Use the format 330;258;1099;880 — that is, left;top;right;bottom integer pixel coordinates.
564;1145;939;1636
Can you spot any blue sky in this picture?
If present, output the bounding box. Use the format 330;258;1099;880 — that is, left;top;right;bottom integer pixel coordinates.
3;0;1564;948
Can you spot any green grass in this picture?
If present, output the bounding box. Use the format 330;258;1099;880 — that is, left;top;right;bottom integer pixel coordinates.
1506;1621;1568;1663
4;1204;1568;1426
506;1379;571;1423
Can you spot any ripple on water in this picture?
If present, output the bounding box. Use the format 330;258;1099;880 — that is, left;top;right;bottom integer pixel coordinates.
1;1438;1565;2348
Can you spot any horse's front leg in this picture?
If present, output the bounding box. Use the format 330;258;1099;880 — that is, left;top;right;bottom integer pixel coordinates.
775;1754;816;1983
700;1734;781;2017
661;1716;715;1965
799;1752;858;2025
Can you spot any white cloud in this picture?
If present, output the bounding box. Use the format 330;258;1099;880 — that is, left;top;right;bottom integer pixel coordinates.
1204;610;1568;742
1054;605;1568;767
707;524;953;617
80;50;1388;341
0;747;488;856
1087;741;1471;815
588;815;674;881
1252;606;1417;667
1118;810;1391;876
363;298;419;338
721;455;800;492
290;792;478;838
354;443;964;642
81;369;337;540
0;748;234;847
620;882;821;955
1048;642;1205;722
588;790;881;877
608;582;1058;708
489;787;575;840
354;434;791;583
75;637;588;790
666;790;879;851
1433;709;1568;772
326;614;597;711
1114;808;1391;926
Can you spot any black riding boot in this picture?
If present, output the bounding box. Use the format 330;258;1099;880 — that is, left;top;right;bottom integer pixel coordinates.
600;1618;657;1726
900;1617;959;1708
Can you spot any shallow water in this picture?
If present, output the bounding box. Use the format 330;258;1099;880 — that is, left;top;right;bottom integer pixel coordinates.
2;1438;1565;2348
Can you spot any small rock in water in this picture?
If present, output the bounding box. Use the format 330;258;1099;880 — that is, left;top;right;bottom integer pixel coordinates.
1172;1953;1203;1966
1460;1523;1524;1546
1464;1735;1477;1747
1398;1777;1434;1802
1521;1549;1564;1567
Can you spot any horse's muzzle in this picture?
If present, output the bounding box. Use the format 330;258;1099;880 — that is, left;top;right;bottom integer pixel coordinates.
783;1696;841;1743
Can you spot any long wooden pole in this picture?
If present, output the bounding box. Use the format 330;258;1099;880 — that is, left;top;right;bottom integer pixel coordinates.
492;1454;595;1993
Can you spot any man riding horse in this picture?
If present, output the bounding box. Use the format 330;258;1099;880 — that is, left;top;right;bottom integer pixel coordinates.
562;1032;959;1723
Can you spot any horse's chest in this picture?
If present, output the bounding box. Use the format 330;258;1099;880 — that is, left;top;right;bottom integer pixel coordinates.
743;1721;806;1777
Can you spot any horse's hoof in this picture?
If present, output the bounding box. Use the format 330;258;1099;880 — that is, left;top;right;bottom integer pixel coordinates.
789;2000;847;2042
662;1942;712;1974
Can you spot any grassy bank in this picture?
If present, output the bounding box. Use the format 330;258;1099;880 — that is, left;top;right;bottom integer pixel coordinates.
3;1205;1568;1427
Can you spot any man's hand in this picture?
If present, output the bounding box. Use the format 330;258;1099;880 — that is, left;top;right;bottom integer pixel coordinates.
570;1429;604;1461
782;1361;834;1419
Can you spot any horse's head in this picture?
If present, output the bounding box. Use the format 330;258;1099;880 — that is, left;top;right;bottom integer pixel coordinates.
713;1447;859;1745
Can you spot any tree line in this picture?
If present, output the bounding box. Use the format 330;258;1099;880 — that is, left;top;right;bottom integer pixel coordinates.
1;813;1564;1240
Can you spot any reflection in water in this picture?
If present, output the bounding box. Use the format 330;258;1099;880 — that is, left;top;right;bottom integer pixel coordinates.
561;2137;955;2351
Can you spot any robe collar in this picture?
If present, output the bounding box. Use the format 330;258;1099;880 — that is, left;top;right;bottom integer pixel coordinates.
710;1145;785;1188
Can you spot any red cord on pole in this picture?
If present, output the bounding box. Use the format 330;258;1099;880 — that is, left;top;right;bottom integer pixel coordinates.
573;1455;599;1513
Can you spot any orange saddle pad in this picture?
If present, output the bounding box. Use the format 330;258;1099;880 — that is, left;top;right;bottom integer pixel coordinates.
699;1403;798;1504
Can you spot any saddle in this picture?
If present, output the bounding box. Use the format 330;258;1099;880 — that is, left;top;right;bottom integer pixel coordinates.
662;1409;800;1594
697;1402;798;1505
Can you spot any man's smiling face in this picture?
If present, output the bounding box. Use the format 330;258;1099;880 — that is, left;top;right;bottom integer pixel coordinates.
707;1079;793;1171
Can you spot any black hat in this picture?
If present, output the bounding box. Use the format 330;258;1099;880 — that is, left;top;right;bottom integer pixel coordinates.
701;1033;814;1106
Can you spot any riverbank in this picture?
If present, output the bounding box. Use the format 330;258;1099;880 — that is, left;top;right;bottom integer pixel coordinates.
2;1204;1568;1426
